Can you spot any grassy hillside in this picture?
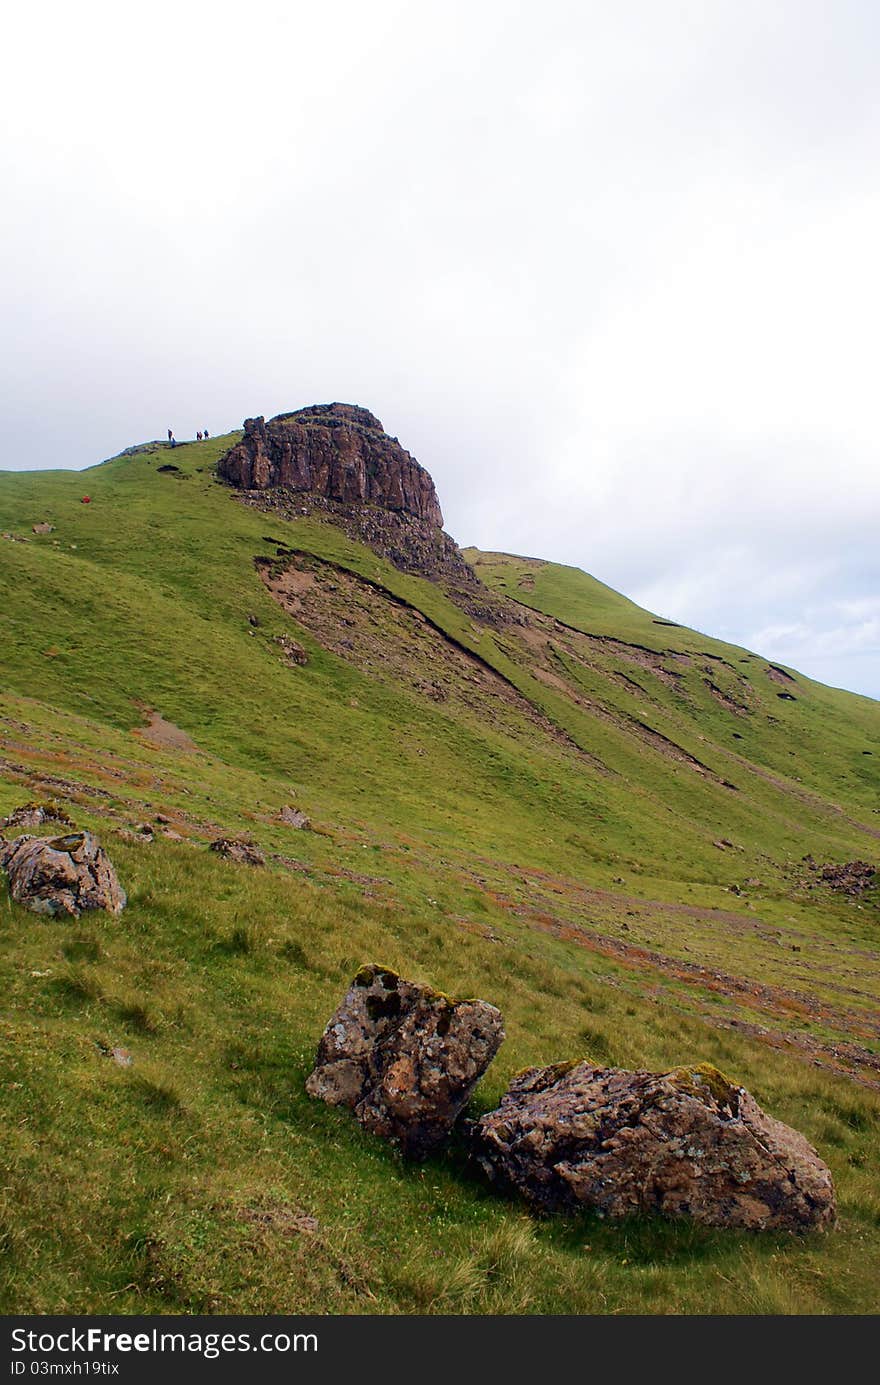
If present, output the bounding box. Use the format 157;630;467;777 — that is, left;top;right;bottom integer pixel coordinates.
1;435;878;1314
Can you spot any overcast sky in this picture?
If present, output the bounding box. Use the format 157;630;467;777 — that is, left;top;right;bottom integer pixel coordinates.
2;1;878;698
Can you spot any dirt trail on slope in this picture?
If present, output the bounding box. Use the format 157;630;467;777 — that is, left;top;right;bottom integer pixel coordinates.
135;708;199;754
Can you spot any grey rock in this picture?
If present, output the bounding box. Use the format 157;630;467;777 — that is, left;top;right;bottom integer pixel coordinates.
306;964;504;1157
473;1061;836;1232
1;832;127;918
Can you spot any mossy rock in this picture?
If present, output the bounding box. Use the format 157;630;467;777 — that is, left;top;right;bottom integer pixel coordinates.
665;1063;740;1111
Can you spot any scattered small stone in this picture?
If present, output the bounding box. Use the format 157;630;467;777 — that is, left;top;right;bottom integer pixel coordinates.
306;964;505;1158
818;860;876;896
240;1204;320;1236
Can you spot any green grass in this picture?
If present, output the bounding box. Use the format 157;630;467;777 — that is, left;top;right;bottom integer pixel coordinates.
0;436;878;1314
2;835;879;1315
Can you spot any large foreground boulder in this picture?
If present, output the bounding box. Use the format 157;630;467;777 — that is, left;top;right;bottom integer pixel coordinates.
0;831;126;917
473;1061;835;1232
306;964;504;1157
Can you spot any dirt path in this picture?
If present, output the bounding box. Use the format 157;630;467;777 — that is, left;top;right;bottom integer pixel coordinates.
135;708;199;753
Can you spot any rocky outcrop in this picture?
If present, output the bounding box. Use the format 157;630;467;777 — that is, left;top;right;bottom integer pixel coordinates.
0;803;72;832
217;403;444;527
801;855;877;898
306;964;504;1157
472;1061;836;1231
0;832;126;917
209;837;266;867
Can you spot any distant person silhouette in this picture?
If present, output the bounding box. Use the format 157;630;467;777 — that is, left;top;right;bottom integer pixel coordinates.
167;428;173;442
204;427;210;439
197;431;203;442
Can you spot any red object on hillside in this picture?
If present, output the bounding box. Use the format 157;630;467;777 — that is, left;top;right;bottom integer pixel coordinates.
81;496;91;504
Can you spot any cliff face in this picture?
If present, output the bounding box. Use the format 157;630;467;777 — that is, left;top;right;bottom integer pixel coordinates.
216;403;443;527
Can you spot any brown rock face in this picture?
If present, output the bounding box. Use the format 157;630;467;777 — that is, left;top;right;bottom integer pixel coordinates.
217;403;443;527
473;1062;836;1232
0;832;127;917
306;964;505;1157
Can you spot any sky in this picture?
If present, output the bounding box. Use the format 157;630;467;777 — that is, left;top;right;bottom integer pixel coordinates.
2;0;878;699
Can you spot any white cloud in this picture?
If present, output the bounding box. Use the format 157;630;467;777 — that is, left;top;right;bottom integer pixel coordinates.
1;0;878;698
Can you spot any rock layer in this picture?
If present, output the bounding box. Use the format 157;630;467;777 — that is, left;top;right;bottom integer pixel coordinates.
473;1061;836;1231
217;403;443;527
306;964;504;1157
0;831;127;917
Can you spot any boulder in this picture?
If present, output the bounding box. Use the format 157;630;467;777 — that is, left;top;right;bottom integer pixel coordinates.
279;805;310;830
209;837;266;866
473;1061;835;1232
306;964;505;1157
0;831;127;917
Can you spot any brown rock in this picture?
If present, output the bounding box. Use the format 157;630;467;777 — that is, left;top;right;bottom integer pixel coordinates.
0;832;127;918
273;633;309;667
473;1061;835;1232
279;805;310;830
32;522;55;535
816;859;876;897
0;803;73;832
217;403;443;527
306;964;505;1157
115;828;152;846
209;837;266;866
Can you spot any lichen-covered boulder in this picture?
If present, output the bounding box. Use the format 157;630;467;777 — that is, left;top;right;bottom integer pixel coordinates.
0;831;126;917
473;1062;835;1232
306;964;505;1157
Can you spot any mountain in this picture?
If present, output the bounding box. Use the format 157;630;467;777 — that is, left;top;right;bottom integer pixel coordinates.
1;407;878;1315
